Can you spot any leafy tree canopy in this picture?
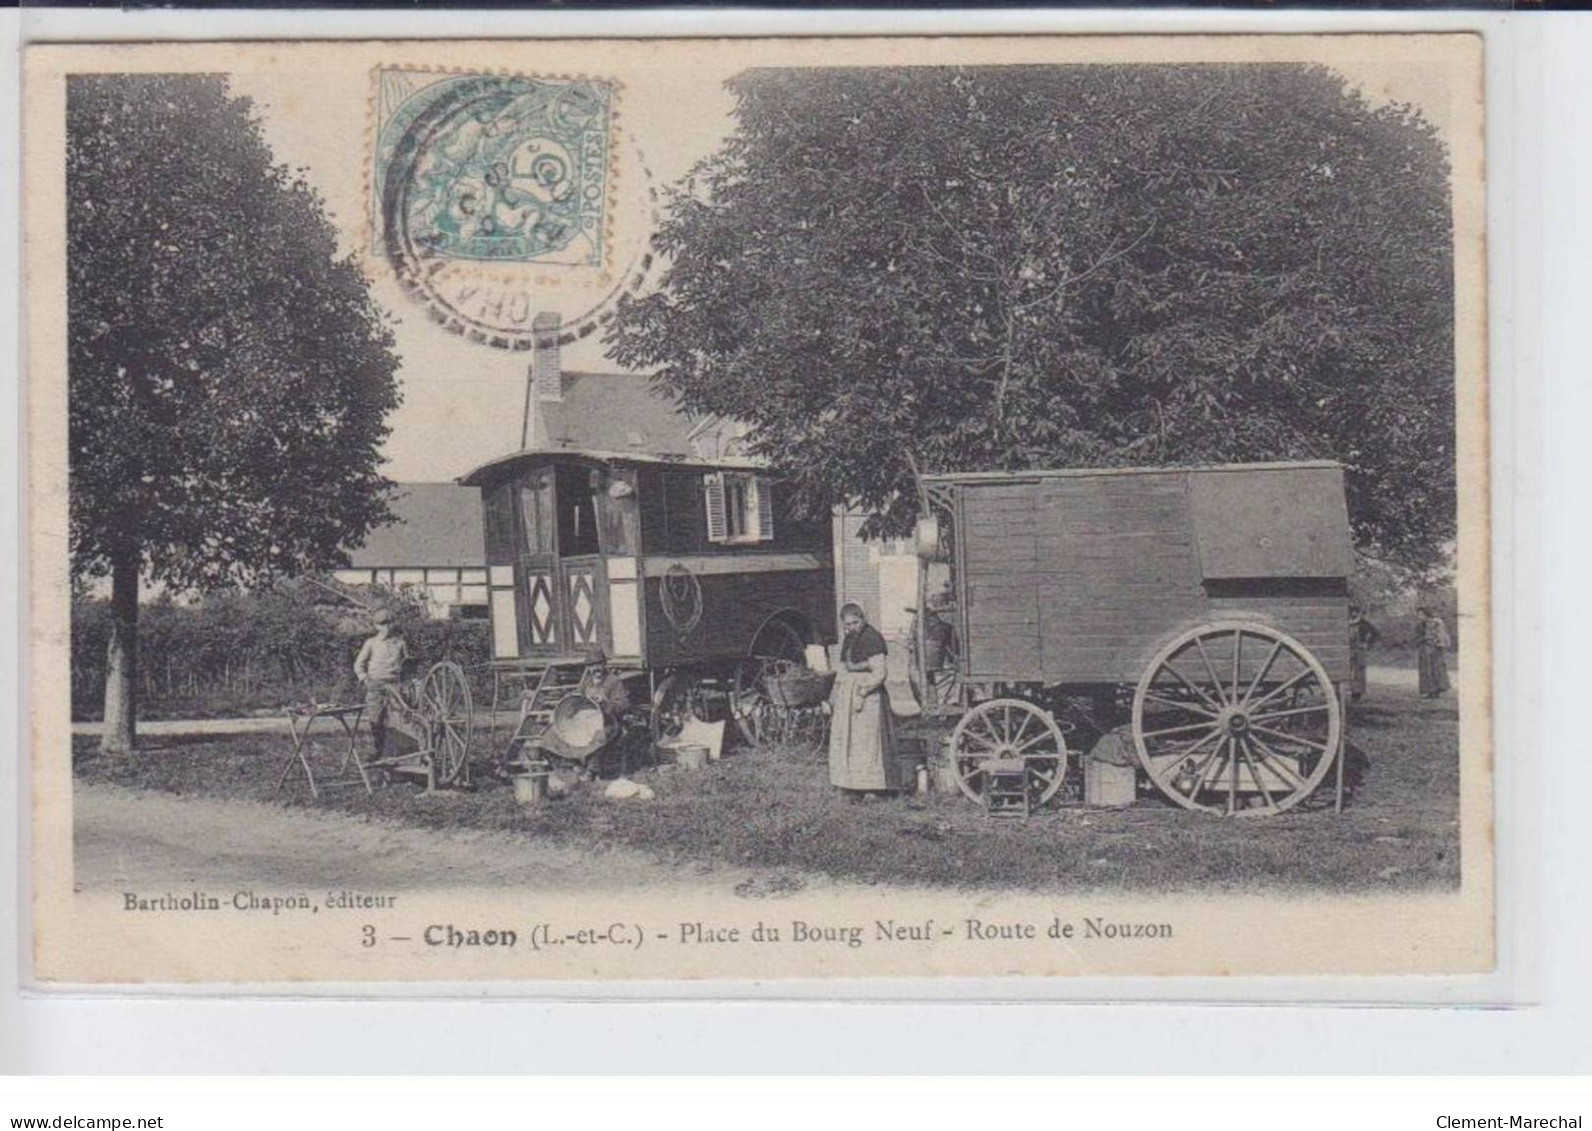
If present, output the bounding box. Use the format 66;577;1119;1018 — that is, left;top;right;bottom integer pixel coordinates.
68;73;403;591
608;64;1455;572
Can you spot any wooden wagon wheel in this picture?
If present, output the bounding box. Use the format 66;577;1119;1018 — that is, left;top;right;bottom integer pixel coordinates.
734;613;811;747
418;661;474;785
947;698;1068;807
749;617;808;664
744;658;830;756
783;707;829;759
650;671;696;747
1132;621;1341;817
729;658;776;748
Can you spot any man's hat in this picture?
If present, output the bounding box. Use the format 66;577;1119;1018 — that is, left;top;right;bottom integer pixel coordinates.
584;644;608;664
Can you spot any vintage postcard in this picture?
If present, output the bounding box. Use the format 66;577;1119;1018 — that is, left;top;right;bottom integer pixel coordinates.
23;33;1490;986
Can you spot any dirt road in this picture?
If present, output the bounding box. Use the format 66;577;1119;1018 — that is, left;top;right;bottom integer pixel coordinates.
73;781;810;895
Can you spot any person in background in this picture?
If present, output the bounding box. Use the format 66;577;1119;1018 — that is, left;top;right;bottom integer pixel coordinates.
354;607;411;759
1348;603;1382;701
1417;604;1452;699
828;602;902;797
577;644;631;717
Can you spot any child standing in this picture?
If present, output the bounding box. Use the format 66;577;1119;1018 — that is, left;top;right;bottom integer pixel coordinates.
354;607;411;759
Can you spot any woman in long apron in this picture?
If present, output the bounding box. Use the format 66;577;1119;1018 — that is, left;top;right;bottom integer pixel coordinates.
828;603;902;795
1416;605;1451;698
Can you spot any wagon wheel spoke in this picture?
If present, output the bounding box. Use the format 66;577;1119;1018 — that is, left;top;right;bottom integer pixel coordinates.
1008;708;1034;748
1246;733;1308;792
1237;739;1280;813
1240;640;1286;706
1193;636;1228;705
1140;692;1219;720
1226;738;1243;814
958;730;1000;754
1139;720;1218;741
1156;733;1226;798
1249;703;1330;725
971;712;1005;745
1245;667;1314;714
1249;724;1331;754
1144;724;1225;770
1231;629;1244;704
1193;739;1229;797
1154;662;1225;713
1014;730;1060;755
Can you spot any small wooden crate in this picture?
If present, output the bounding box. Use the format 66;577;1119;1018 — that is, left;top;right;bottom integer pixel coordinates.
1084;758;1138;808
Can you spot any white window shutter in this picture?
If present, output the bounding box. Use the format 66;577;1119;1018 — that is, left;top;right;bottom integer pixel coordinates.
755;476;775;541
704;473;728;543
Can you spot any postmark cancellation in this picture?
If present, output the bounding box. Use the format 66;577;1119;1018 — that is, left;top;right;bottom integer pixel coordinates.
370;67;617;272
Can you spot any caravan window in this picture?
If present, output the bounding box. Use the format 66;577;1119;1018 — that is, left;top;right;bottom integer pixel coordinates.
518;471;554;556
704;472;775;545
556;464;601;557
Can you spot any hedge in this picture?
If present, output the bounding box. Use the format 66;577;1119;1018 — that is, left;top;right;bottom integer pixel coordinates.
71;581;492;721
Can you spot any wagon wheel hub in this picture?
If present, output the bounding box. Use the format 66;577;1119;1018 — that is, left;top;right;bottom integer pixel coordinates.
1222;709;1251;735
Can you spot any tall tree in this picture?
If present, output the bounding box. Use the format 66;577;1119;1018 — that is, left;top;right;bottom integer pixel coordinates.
609;64;1455;572
68;74;403;755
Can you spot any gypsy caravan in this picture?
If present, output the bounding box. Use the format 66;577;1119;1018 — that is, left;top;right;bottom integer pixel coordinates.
461;448;836;747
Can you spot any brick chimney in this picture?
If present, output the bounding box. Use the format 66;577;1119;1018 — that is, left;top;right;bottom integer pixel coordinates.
520;311;564;450
532;312;563;403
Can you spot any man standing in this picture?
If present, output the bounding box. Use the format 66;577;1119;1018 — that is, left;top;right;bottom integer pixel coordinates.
1348;604;1381;701
354;607;411;759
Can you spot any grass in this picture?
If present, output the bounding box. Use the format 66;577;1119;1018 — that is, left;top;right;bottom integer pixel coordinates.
72;686;1460;893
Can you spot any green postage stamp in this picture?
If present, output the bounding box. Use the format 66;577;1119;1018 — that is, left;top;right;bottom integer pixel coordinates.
371;68;617;271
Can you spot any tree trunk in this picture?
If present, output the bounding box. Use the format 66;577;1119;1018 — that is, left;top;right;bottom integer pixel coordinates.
100;547;139;756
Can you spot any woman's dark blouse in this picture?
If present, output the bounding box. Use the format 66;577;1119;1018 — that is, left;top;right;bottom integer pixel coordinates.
841;624;888;665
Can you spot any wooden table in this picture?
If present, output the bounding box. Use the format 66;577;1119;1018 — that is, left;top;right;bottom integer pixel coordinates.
276;703;369;799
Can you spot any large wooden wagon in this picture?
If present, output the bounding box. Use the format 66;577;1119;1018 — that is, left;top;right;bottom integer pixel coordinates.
912;461;1355;817
461;448;836;754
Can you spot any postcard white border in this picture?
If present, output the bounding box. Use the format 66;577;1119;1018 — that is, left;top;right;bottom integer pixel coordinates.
5;4;1584;1073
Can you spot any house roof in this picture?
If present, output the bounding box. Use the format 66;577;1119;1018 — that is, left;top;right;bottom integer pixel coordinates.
459;448;764;488
347;483;485;568
461;368;759;486
538;371;698;457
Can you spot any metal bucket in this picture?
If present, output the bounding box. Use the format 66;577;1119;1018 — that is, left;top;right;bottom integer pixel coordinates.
512;767;551;805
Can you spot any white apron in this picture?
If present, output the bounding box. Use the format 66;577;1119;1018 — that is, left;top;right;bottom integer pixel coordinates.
828;650;900;791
